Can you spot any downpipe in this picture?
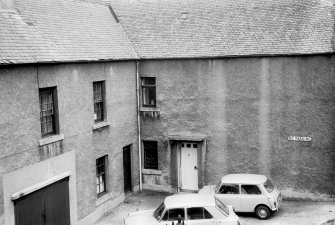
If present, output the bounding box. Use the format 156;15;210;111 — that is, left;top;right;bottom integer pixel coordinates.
136;60;143;191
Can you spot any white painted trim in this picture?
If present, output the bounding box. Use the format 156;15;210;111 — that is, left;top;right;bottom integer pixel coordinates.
11;172;72;200
38;133;64;146
92;121;110;130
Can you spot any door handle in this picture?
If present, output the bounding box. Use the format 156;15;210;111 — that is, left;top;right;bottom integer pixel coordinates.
194;166;198;170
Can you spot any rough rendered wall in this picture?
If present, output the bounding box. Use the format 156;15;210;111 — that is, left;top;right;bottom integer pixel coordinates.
0;61;138;223
0;66;41;225
139;56;335;199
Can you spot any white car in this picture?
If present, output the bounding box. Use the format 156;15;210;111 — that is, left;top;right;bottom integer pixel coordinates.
199;174;282;219
124;194;241;225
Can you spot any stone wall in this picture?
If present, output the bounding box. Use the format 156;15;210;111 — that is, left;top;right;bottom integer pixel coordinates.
139;56;335;199
0;61;139;224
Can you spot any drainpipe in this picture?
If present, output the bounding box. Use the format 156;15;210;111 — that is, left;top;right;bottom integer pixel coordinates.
110;4;142;191
136;60;143;191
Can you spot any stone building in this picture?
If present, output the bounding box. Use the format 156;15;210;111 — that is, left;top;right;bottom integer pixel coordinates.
0;0;335;224
110;0;335;199
0;0;139;224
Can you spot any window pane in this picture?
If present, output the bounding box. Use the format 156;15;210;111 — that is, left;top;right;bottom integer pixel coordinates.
142;78;156;107
162;211;168;221
93;81;104;122
204;208;213;219
168;208;185;221
241;185;261;195
39;88;56;136
96;155;108;196
264;179;274;193
187;207;203;220
148;87;156;105
143;87;149;105
219;184;239;194
154;203;165;220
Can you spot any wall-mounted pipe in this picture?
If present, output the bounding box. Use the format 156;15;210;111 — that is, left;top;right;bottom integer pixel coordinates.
136;60;142;191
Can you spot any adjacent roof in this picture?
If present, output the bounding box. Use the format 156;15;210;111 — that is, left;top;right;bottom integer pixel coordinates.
0;0;137;65
221;174;267;185
164;194;215;208
1;0;334;65
108;0;335;59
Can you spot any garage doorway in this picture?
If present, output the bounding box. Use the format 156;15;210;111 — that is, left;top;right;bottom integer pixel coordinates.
180;142;198;191
13;177;70;225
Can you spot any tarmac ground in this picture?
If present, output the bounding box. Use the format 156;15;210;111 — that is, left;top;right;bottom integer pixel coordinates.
94;190;335;225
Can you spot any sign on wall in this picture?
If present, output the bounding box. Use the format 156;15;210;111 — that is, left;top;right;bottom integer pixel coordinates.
288;136;312;142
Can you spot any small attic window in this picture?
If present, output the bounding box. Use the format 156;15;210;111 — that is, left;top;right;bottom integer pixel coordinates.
181;12;188;19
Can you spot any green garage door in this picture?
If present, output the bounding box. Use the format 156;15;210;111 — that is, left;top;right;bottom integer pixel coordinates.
14;177;70;225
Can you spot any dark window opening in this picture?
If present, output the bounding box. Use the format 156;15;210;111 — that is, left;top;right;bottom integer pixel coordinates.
187;207;213;220
141;77;156;107
93;81;105;122
39;87;58;137
162;208;185;221
96;155;108;196
219;184;240;194
241;185;262;195
143;141;158;169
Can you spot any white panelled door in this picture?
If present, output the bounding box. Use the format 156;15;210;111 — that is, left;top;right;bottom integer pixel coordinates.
181;142;198;191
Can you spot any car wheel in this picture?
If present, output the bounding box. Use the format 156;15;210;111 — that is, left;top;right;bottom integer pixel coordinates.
255;205;271;220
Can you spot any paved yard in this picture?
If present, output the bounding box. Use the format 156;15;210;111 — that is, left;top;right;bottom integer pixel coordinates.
94;190;335;225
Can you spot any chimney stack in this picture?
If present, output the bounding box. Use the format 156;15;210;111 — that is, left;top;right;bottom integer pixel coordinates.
1;0;15;11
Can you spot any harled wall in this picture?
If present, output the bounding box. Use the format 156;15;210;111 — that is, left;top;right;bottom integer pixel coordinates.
139;55;335;199
0;61;139;224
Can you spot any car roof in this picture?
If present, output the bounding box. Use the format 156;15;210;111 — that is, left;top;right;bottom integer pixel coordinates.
164;194;215;208
220;174;267;185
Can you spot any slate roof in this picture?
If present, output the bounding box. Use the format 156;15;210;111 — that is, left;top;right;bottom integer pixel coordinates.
0;0;137;65
108;0;335;59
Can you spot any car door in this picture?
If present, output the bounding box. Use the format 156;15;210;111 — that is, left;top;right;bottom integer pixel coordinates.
215;184;242;211
240;184;266;212
185;207;216;225
160;208;185;225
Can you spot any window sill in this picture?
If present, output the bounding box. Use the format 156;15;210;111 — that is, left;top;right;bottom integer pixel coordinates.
140;107;160;112
142;169;162;175
96;192;113;206
92;121;110;130
38;134;64;146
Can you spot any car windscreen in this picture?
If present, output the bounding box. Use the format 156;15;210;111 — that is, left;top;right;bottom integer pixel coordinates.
215;181;221;193
264;179;274;193
215;199;229;215
153;203;165;220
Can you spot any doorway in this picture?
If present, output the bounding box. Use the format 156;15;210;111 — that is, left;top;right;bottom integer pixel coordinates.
123;145;132;194
13;177;70;225
180;142;198;191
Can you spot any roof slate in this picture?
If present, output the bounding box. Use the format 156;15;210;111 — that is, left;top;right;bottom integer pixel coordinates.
108;0;335;59
0;0;137;65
